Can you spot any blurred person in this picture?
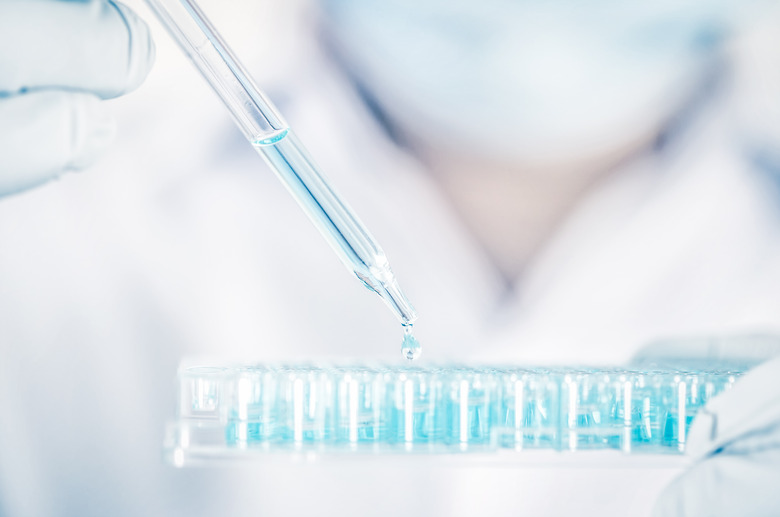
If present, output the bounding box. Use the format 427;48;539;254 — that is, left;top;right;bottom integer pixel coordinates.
1;0;780;516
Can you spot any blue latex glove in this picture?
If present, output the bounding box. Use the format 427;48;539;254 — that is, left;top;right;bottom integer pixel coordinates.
653;355;780;516
0;0;155;196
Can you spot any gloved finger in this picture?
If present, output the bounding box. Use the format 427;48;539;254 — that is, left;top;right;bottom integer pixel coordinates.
0;0;155;99
686;356;780;459
652;449;780;517
0;91;115;196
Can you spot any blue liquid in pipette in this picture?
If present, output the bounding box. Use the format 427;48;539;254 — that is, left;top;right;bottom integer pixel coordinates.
253;129;417;353
402;324;421;360
252;128;412;308
254;129;289;146
252;128;378;279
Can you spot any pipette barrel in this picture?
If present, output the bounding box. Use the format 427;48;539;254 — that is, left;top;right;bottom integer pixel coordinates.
144;0;417;325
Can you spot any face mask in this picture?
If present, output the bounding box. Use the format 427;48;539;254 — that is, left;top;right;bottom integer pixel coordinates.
321;0;735;164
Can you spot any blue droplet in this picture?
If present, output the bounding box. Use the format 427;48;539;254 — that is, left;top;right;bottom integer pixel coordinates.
401;327;421;361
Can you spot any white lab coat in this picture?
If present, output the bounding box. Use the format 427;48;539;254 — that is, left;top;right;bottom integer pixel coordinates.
1;1;779;515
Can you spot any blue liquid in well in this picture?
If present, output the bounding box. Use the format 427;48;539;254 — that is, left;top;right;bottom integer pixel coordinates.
201;364;744;454
401;324;421;361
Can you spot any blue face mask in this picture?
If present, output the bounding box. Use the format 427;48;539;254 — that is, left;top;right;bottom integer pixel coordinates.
320;0;737;163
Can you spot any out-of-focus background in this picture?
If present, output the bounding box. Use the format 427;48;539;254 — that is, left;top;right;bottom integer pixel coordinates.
1;0;780;515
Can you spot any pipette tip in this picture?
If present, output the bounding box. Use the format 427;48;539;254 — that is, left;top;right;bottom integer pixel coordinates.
374;271;417;326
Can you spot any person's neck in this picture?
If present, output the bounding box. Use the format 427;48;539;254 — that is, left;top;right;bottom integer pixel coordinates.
420;135;656;284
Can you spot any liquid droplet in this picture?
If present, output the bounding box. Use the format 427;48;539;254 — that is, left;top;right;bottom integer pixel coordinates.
401;325;421;361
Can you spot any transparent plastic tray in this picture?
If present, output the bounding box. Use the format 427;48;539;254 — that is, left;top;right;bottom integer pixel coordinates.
164;362;746;464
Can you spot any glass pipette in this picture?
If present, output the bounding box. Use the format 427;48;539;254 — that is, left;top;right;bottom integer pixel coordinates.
143;0;417;327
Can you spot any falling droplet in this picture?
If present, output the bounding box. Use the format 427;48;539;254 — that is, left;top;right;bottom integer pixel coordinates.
401;324;421;361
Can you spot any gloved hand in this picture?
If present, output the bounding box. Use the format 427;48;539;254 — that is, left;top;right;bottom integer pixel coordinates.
0;0;155;196
652;355;780;516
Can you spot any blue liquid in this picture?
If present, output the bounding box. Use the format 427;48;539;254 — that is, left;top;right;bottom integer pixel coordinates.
254;128;289;146
252;129;379;279
179;364;745;454
401;325;422;361
252;130;416;328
